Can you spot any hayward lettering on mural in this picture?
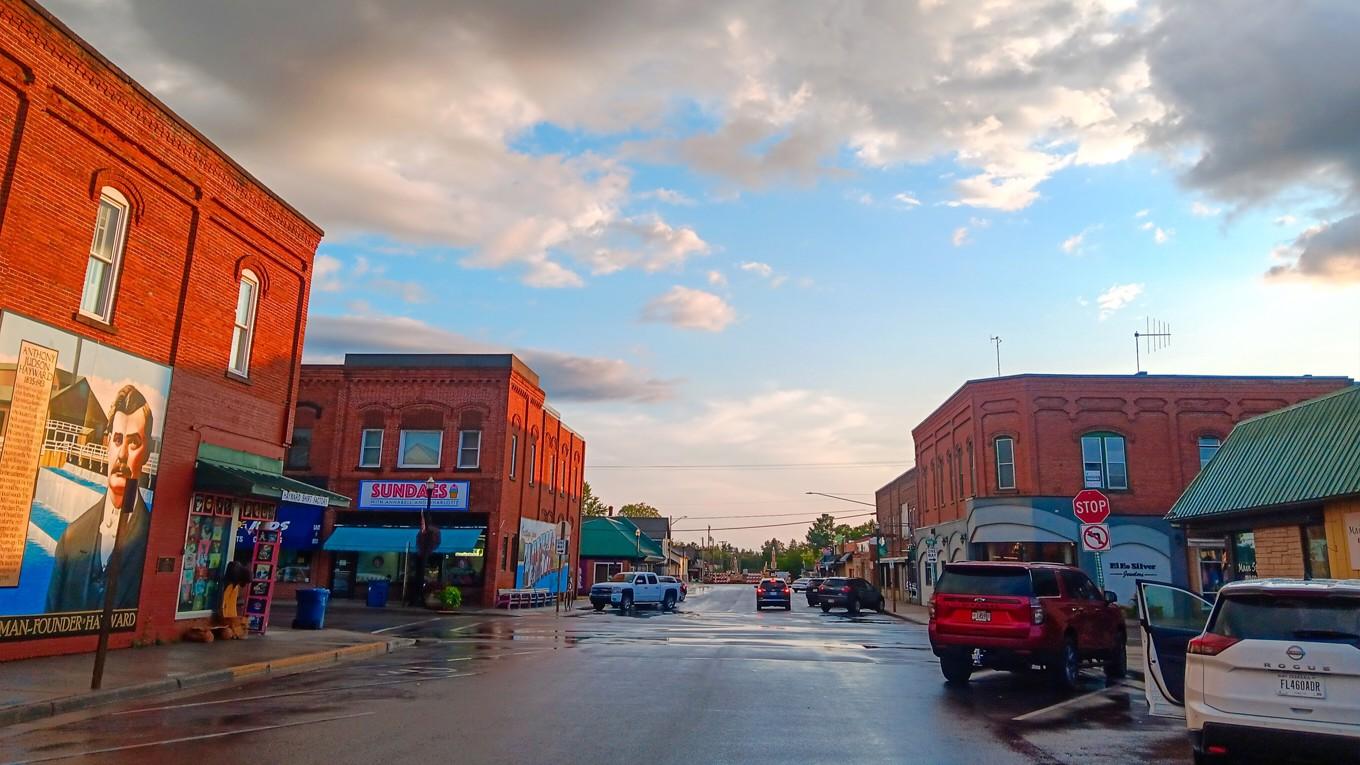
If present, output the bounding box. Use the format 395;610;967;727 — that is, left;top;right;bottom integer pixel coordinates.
357;480;470;511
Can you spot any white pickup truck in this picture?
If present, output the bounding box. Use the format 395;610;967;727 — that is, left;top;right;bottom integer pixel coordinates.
589;571;681;612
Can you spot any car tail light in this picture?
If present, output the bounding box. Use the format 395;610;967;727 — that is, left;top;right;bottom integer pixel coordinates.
1029;597;1044;625
1188;633;1240;656
928;599;936;620
841;586;850;593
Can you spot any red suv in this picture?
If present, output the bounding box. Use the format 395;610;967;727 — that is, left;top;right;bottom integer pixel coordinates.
928;561;1127;689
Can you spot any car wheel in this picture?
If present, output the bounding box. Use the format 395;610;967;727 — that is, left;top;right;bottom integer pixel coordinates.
619;592;633;612
820;603;831;613
1052;636;1080;690
592;603;605;612
785;603;792;611
1105;632;1128;680
848;597;860;615
940;651;974;684
662;592;676;611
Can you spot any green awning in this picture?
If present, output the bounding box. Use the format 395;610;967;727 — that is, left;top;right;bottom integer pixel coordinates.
580;516;664;559
195;458;350;508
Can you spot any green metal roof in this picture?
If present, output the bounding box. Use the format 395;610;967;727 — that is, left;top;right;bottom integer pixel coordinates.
580;516;664;560
1167;385;1360;522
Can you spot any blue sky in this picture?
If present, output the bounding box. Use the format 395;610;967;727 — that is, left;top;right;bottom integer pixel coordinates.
51;0;1360;546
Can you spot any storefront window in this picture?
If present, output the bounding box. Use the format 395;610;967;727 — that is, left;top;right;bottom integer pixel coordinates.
1194;544;1228;593
357;552;400;587
1232;532;1257;580
276;550;313;583
442;551;484;588
178;495;237;615
980;541;1076;565
1303;524;1330;579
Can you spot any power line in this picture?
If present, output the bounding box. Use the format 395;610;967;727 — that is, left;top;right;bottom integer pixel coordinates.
673;508;872;520
673;510;875;532
588;461;906;470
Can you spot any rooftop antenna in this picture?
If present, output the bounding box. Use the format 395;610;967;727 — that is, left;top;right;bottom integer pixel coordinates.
989;336;1002;377
1134;317;1172;373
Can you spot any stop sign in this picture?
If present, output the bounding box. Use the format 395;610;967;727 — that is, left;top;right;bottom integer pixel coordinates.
1072;489;1111;524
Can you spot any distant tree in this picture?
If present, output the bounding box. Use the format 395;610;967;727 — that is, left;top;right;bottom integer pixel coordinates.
618;502;661;518
806;514;838;549
581;482;609;517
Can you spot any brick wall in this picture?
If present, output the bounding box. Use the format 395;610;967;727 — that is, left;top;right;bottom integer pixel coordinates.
0;0;320;660
912;375;1352;529
875;467;917;556
1253;525;1306;579
290;358;585;606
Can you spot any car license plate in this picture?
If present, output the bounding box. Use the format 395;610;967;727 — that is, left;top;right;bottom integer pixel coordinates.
971;610;991;623
1277;673;1325;699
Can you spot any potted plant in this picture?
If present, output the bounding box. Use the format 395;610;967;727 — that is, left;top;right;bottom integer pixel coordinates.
437;585;462;612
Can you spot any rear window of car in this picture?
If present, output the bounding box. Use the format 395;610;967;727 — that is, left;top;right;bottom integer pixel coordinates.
1209;594;1360;645
935;567;1034;597
822;578;847;587
761;580;787;589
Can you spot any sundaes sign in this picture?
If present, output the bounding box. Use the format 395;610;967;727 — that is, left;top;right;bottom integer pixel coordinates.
357;480;470;510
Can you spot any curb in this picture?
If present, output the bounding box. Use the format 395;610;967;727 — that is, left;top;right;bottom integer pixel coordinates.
0;637;412;729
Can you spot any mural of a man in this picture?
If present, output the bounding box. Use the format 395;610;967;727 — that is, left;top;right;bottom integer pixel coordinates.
45;385;153;613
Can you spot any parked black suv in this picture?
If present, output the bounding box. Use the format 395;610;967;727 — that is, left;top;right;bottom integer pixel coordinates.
816;577;884;614
805;577;827;607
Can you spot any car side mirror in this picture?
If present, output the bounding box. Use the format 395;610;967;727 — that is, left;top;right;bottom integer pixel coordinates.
1104;591;1118;604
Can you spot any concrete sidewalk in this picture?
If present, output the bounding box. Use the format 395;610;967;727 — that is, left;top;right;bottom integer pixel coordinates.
0;626;410;728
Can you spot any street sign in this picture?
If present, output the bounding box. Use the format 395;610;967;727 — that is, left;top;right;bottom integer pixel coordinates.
555;539;567;555
1072;489;1112;525
1081;523;1111;553
925;548;939;564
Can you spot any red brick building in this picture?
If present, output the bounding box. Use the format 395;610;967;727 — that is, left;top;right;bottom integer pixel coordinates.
874;467;916;601
909;374;1352;605
287;354;585;607
0;0;333;660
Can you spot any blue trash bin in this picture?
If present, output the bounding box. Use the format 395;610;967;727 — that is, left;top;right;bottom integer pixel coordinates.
293;588;329;630
366;579;390;608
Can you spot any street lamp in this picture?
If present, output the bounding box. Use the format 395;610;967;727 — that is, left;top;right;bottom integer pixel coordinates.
414;476;439;607
634;527;642;569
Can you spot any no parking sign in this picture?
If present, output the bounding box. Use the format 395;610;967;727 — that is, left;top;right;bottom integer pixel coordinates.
1081;523;1111;553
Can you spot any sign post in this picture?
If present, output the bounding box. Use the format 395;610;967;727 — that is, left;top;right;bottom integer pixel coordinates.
1073;489;1112;591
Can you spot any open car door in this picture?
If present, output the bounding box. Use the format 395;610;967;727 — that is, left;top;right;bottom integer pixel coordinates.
1135;580;1214;719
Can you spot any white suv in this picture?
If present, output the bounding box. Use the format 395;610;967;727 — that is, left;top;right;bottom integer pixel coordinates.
1137;579;1360;763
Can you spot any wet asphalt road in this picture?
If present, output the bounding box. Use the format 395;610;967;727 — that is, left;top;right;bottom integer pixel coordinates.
1;586;1191;765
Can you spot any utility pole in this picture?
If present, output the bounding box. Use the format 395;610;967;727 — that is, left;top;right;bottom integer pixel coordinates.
989;336;1002;377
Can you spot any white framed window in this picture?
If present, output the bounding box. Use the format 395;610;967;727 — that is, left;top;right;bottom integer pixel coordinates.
550;456;557;494
528;442;537;486
228;269;260;376
457;429;481;469
1198;436;1221;469
995;437;1015;490
359;428;383;467
398;429;442;468
1081;433;1128;490
80;189;130;322
509;434;518;479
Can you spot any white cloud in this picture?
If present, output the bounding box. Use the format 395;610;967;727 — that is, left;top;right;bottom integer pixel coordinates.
303;313;675;402
1275;215;1298;226
640;286;736;332
1190;201;1221;217
893;193;922;207
1267;215;1360;282
1096;282;1143;319
313;255;343;292
706;270;727;286
639;188;696;206
583;216;711;276
1135;209;1151;218
1153;226;1172;244
952;227;970;247
739;261;774;278
1061;230;1087;255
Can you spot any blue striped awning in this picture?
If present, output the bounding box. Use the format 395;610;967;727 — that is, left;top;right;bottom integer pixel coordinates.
323;526;482;554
